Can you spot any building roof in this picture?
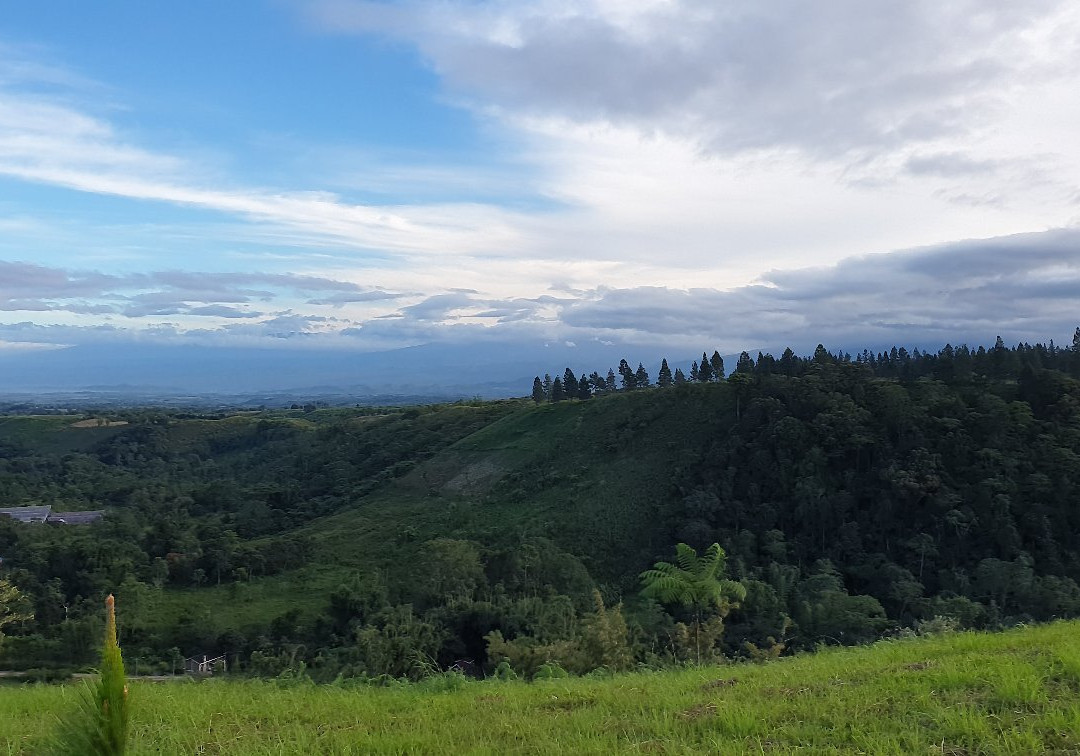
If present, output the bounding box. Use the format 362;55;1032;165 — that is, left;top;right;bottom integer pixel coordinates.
0;505;52;522
48;510;106;525
0;506;106;525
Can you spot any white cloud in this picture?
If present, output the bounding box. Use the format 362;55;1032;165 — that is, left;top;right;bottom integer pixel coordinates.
3;5;1080;358
304;0;1080;286
0;338;67;352
310;1;1080;155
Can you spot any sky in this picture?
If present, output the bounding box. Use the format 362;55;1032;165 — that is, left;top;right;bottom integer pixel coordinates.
2;1;1080;382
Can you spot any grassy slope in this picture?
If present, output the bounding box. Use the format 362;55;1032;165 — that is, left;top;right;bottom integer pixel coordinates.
328;385;733;570
0;416;129;455
4;621;1080;754
154;385;736;630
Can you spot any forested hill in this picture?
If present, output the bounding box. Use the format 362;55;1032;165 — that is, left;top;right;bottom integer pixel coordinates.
3;334;1080;679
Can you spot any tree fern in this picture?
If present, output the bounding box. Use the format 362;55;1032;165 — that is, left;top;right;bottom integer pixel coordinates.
641;543;747;664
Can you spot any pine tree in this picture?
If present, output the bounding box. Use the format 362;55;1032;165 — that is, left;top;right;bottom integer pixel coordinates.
563;368;579;399
779;347;797;375
736;351;754;374
673;367;687;385
577;373;592;400
1072;327;1080;376
589;371;606;395
542;373;553;399
605;369;617;392
990;336;1014;377
657;358;673;388
635;362;650;388
551;377;565;401
710;351;725;379
531;376;545;404
698;352;713;382
618;359;636;390
690;361;699;381
756;352;775;374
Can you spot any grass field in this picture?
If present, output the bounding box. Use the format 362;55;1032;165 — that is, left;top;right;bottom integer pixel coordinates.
4;621;1080;754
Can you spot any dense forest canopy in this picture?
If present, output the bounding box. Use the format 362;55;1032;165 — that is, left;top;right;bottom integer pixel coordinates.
3;332;1080;680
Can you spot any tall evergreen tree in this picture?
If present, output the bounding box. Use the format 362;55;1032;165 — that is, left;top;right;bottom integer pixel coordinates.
990;336;1017;378
973;345;988;373
551;377;565;401
542;373;553;399
589;371;606;394
619;359;636;390
635;362;650;388
673;367;687;385
710;351;725;379
779;347;797;375
605;369;617;392
756;352;775;374
578;372;592;400
698;352;713;382
531;376;545;404
563;368;579;399
690;361;699;381
657;358;673;388
1072;327;1080;376
736;351;754;374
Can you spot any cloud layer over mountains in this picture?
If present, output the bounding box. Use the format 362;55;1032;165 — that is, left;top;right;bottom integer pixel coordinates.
1;2;1079;390
4;228;1079;362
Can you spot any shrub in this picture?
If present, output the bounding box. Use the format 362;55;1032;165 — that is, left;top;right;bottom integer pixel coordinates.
534;661;569;679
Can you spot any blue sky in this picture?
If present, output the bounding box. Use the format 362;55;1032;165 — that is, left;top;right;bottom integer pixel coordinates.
2;1;1080;373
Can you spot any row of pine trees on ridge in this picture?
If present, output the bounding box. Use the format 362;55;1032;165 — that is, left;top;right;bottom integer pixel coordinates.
532;351;727;403
531;329;1080;403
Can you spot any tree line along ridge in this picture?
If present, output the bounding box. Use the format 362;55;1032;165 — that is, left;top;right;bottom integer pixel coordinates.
531;330;1080;403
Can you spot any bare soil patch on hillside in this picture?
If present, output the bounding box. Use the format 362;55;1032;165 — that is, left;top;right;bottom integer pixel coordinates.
69;419;129;428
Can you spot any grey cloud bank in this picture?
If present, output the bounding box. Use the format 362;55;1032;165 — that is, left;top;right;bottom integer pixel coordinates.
2;228;1079;393
564;228;1080;350
0;263;401;319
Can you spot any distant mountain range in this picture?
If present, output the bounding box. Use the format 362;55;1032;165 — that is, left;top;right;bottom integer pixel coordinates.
0;336;998;405
0;341;684;403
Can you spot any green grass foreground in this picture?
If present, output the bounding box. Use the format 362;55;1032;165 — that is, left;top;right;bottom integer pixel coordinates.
4;622;1080;754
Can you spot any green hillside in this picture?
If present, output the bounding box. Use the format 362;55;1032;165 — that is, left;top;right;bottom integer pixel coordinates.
4;341;1080;680
300;385;734;577
140;387;741;665
4;621;1080;753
